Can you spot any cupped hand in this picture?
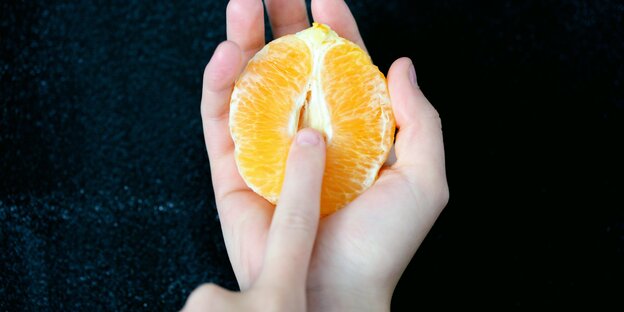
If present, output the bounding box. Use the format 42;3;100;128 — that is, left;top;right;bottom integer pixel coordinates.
189;0;449;311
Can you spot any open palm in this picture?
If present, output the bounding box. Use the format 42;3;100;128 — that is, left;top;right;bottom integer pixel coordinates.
201;0;448;308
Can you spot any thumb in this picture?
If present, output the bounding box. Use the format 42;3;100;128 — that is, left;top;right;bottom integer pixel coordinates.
258;128;326;287
387;57;448;205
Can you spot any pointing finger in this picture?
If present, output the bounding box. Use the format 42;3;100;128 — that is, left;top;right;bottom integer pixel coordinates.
259;129;326;287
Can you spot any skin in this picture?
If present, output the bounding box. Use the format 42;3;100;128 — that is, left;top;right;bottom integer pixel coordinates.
184;0;449;311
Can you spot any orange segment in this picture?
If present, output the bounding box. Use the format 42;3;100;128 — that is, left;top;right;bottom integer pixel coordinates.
230;35;312;202
320;41;394;215
230;23;395;216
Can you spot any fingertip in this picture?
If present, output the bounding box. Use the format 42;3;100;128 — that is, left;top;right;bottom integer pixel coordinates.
295;128;324;147
387;56;442;144
387;57;431;129
201;41;243;123
387;57;414;86
226;0;265;59
227;0;263;16
311;0;367;51
285;129;326;177
204;41;243;92
288;129;327;172
210;40;243;64
285;128;326;184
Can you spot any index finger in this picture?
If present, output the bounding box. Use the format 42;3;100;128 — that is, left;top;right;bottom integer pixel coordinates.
257;129;326;287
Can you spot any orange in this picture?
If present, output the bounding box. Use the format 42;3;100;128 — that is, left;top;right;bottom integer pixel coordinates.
229;23;395;216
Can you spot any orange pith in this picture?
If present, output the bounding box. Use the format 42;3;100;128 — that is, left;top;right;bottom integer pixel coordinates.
230;23;395;216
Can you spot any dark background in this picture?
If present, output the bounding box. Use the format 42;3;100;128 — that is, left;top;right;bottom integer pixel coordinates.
1;0;622;310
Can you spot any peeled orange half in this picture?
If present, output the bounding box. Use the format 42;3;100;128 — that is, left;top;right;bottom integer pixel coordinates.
230;23;395;216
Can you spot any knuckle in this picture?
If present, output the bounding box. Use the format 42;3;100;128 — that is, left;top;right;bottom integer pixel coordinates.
255;287;296;312
262;291;283;310
227;0;261;17
275;212;316;234
200;92;207;115
197;282;220;294
187;283;220;304
199;95;211;120
426;105;443;128
199;100;206;118
226;0;244;16
438;182;450;208
203;62;223;91
425;173;449;210
203;61;211;80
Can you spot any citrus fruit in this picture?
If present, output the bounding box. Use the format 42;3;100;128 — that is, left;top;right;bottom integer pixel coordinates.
229;23;395;216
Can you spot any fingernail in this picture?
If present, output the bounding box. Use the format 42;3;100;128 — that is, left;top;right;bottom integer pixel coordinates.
296;129;320;146
408;61;418;86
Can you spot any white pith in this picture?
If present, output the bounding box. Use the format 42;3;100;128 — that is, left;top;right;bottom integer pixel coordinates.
286;25;340;141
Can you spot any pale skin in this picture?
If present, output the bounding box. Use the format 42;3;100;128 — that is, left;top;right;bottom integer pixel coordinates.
183;0;449;311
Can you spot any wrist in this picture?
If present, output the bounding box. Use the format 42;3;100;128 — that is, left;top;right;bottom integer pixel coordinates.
306;284;392;312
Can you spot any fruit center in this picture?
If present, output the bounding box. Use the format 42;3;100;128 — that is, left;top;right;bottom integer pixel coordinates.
288;25;338;142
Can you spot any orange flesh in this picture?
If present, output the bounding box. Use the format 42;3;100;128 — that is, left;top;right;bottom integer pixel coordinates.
230;36;312;199
230;24;395;216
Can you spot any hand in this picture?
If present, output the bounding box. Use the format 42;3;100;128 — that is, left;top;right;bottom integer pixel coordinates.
186;0;449;311
183;128;327;311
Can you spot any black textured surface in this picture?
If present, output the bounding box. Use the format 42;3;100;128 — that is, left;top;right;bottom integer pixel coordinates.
2;0;623;310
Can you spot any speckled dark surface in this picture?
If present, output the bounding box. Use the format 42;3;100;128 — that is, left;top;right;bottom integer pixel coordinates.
1;0;623;310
